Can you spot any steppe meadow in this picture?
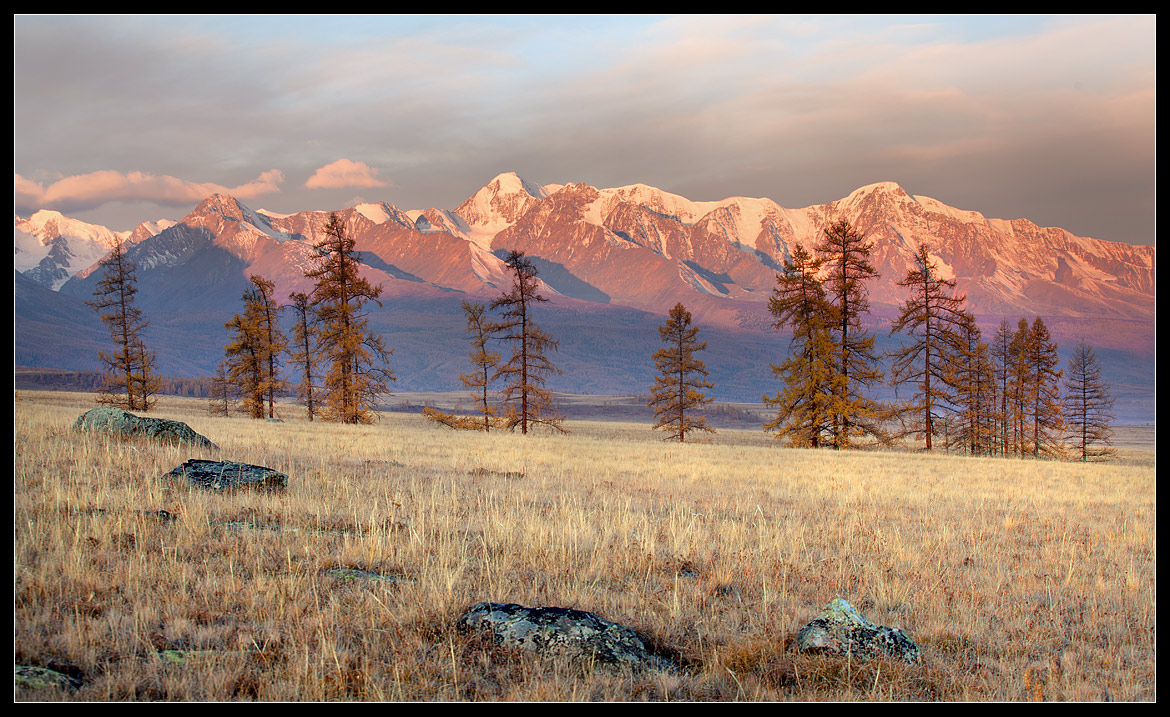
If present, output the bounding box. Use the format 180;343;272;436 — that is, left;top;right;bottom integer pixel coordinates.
13;391;1156;701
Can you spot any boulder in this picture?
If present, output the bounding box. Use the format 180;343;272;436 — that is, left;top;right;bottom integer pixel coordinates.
73;407;216;449
457;602;672;672
796;598;920;664
164;459;287;492
14;665;81;691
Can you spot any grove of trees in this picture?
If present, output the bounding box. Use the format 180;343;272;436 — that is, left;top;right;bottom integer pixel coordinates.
85;201;1113;462
765;221;887;448
759;223;1105;459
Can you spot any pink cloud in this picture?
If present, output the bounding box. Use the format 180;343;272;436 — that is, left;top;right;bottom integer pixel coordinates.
304;159;388;189
14;169;284;212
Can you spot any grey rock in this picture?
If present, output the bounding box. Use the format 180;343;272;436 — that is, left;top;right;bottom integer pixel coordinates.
457;602;673;672
14;665;82;691
164;459;287;492
73;407;217;449
796;598;920;664
323;567;407;584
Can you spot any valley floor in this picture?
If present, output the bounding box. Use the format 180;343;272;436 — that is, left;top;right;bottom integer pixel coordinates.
13;391;1156;701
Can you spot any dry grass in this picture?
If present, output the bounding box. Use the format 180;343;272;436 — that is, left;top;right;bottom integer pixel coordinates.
13;391;1156;701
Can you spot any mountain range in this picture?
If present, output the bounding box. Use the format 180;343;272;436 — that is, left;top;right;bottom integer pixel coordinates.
14;173;1156;422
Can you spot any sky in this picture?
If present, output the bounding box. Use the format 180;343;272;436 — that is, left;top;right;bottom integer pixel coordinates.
13;15;1156;245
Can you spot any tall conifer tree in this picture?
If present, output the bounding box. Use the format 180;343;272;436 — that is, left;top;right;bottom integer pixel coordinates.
1062;342;1116;462
1008;319;1033;456
990;319;1016;456
460;300;501;432
87;240;158;411
649;302;714;442
208;359;237;416
1026;317;1064;458
249;275;286;419
286;291;319;421
950;312;996;455
816;219;886;447
763;245;839;447
888;244;968;450
224;278;278;419
492;250;564;434
307;213;395;423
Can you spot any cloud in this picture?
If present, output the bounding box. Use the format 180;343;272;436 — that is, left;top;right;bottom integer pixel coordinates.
304;159;389;189
13;169;284;214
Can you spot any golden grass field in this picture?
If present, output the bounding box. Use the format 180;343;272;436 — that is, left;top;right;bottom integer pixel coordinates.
13;390;1156;701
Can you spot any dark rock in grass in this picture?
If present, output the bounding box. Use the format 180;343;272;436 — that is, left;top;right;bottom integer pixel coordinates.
73;407;216;449
457;602;673;672
14;665;82;691
796;598;920;664
164;459;287;492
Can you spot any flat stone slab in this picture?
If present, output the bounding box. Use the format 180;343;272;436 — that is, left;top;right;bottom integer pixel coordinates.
74;407;217;449
796;598;920;664
164;459;287;492
457;602;673;672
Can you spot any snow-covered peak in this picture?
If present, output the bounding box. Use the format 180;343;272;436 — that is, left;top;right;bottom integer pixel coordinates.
189;193;295;243
408;208;472;239
910;193;988;224
129;215;176;240
193;193;250;220
454;172;548;244
695;196;788;245
15;209;124;248
837;181;915;207
490;171;548;201
14;210;139;289
350;201;413;229
353;202;395;224
592;183;725;225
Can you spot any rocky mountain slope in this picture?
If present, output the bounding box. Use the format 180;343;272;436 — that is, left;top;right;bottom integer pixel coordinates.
14;174;1155;418
19;172;1153;323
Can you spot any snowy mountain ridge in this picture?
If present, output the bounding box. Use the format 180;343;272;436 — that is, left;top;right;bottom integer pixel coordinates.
15;173;1154;326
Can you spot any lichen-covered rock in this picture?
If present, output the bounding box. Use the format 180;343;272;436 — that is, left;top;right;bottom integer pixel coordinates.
796;598;920;664
14;665;82;691
73;407;217;449
164;459;287;492
457;602;673;672
323;567;406;584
